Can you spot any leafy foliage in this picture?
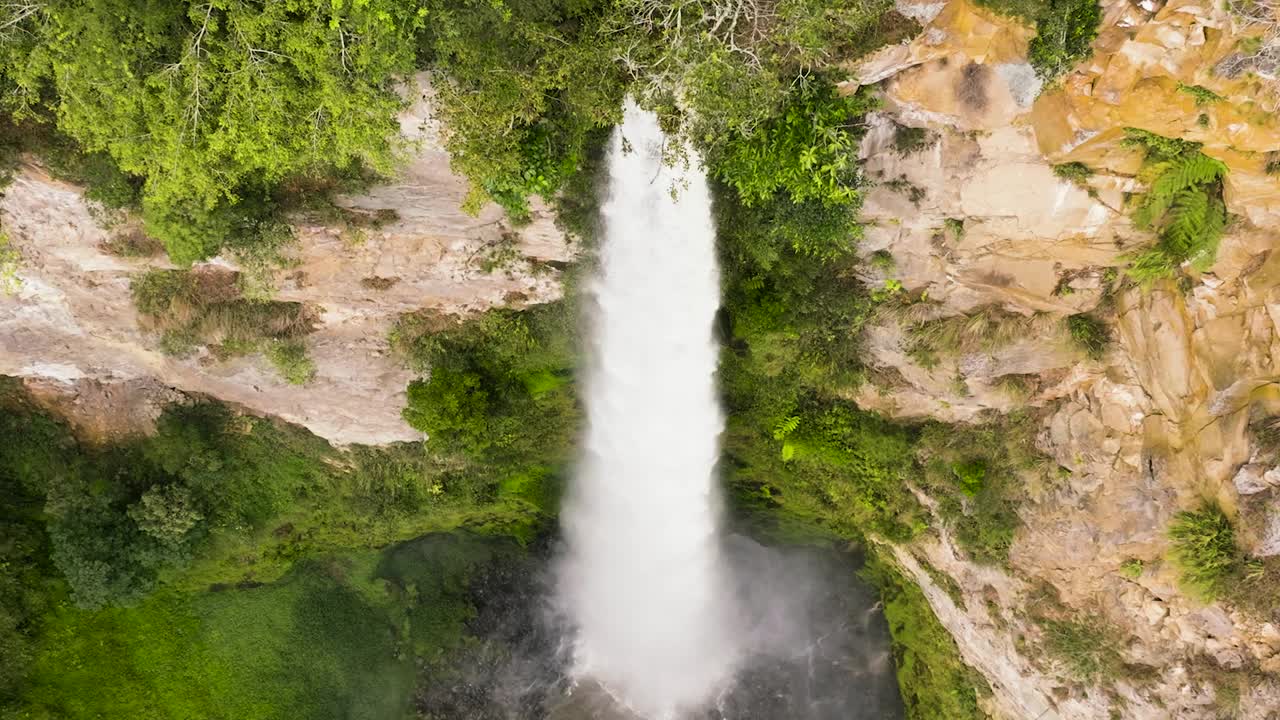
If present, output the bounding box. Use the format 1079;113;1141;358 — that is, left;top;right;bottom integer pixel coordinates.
1178;83;1223;106
915;414;1048;566
1120;558;1144;579
976;0;1101;81
397;303;580;470
265;340;317;385
1122;129;1229;283
1026;0;1102;80
714;79;878;208
2;0;423;263
620;0;913;148
1052;161;1092;185
952;459;987;498
0;376;555;616
420;0;626;221
0;118;142;210
0;386;59;707
128;485;205;546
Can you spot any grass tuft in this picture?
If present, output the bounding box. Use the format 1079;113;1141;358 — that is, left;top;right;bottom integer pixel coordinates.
131;268;315;357
1168;502;1240;601
1065;313;1109;360
1052;161;1092;186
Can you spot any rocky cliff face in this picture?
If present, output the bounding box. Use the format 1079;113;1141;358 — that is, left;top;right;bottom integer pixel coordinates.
850;0;1280;716
0;77;575;446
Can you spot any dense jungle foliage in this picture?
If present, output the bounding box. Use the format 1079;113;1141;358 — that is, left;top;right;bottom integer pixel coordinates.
0;378;556;718
0;0;1047;718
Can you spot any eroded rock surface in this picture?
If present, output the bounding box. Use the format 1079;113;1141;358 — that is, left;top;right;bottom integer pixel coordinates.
852;0;1280;716
0;79;574;445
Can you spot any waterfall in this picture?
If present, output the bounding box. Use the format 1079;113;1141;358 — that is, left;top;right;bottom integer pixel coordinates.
556;101;740;719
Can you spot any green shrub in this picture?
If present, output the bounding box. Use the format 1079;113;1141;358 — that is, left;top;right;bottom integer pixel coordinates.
421;0;626;221
952;459;987;497
1027;0;1102;80
1178;83;1223;106
870;249;896;271
265;340;316;386
916;413;1048;566
3;0;421;263
1052;161;1092;185
714;79;878;208
127;485;204;546
398;304;580;469
1065;313;1109;360
142;190;293;267
1168;502;1240;601
0;381;61;704
0;374;557;617
974;0;1101;81
0;118;141;209
1120;558;1144;579
404;367;493;454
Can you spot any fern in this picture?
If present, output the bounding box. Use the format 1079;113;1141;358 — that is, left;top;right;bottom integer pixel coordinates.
1124;246;1178;283
1187;196;1226;271
1123;129;1229;283
1134;153;1226;229
773;415;801;440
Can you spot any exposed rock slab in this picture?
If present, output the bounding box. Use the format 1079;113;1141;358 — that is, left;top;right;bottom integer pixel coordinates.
0;79;573;445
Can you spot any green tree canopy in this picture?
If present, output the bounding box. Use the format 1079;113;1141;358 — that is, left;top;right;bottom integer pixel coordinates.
3;0;423;262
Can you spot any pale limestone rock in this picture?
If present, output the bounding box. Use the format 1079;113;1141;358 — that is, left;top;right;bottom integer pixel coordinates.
1233;463;1275;495
853;1;1280;715
1256;508;1280;557
0;78;573;445
1144;600;1169;625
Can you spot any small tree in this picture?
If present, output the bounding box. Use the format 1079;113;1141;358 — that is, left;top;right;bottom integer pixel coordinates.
403;366;493;456
128;484;204;545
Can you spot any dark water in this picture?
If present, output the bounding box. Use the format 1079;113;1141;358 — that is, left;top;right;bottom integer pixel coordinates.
413;534;903;720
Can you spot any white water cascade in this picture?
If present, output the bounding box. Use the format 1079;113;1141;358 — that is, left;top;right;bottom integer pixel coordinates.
557;102;741;719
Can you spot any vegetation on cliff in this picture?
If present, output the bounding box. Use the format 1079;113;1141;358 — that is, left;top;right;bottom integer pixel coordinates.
0;0;423;264
0;377;556;718
1121;128;1229;282
974;0;1102;81
0;0;1012;716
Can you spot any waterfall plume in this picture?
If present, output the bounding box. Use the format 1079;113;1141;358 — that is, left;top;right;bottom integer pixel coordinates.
556;101;740;719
